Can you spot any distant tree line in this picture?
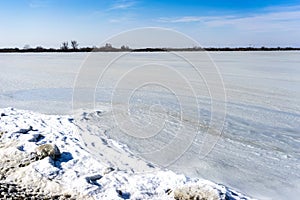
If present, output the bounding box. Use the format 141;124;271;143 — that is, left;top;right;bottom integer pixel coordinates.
0;41;299;53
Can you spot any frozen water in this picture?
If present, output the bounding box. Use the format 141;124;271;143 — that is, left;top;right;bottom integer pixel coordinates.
0;51;300;199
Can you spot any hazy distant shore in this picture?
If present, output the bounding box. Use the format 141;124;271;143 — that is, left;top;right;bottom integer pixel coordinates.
1;46;300;53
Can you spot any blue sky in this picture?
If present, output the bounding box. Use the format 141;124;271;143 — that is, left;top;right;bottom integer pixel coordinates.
1;0;300;48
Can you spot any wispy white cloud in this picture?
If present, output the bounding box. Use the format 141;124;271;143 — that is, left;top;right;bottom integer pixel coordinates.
159;16;204;23
263;4;300;12
159;6;300;32
158;16;229;23
204;10;300;32
109;17;131;23
28;0;49;8
108;0;136;10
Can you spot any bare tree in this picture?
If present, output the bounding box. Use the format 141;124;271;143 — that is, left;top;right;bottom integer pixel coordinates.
71;40;79;50
61;42;69;50
36;46;44;51
121;45;129;50
23;44;31;50
105;43;112;48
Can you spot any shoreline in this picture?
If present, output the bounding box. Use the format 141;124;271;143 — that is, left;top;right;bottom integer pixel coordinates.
0;107;253;200
0;47;300;53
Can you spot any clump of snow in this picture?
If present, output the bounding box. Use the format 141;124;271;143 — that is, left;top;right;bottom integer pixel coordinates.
173;183;220;200
0;107;253;199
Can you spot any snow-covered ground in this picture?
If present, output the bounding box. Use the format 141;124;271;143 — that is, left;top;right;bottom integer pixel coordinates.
0;107;251;199
0;52;299;199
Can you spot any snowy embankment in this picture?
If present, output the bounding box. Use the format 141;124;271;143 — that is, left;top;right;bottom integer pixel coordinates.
0;107;252;200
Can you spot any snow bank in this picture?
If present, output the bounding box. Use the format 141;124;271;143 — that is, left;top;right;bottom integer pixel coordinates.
0;107;252;199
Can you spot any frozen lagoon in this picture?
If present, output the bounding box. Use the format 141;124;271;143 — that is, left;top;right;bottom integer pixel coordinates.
0;52;299;199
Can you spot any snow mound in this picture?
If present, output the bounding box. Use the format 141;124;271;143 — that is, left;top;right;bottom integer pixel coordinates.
0;107;253;199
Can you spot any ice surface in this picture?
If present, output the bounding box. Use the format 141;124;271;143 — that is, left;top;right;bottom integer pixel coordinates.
0;52;300;199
